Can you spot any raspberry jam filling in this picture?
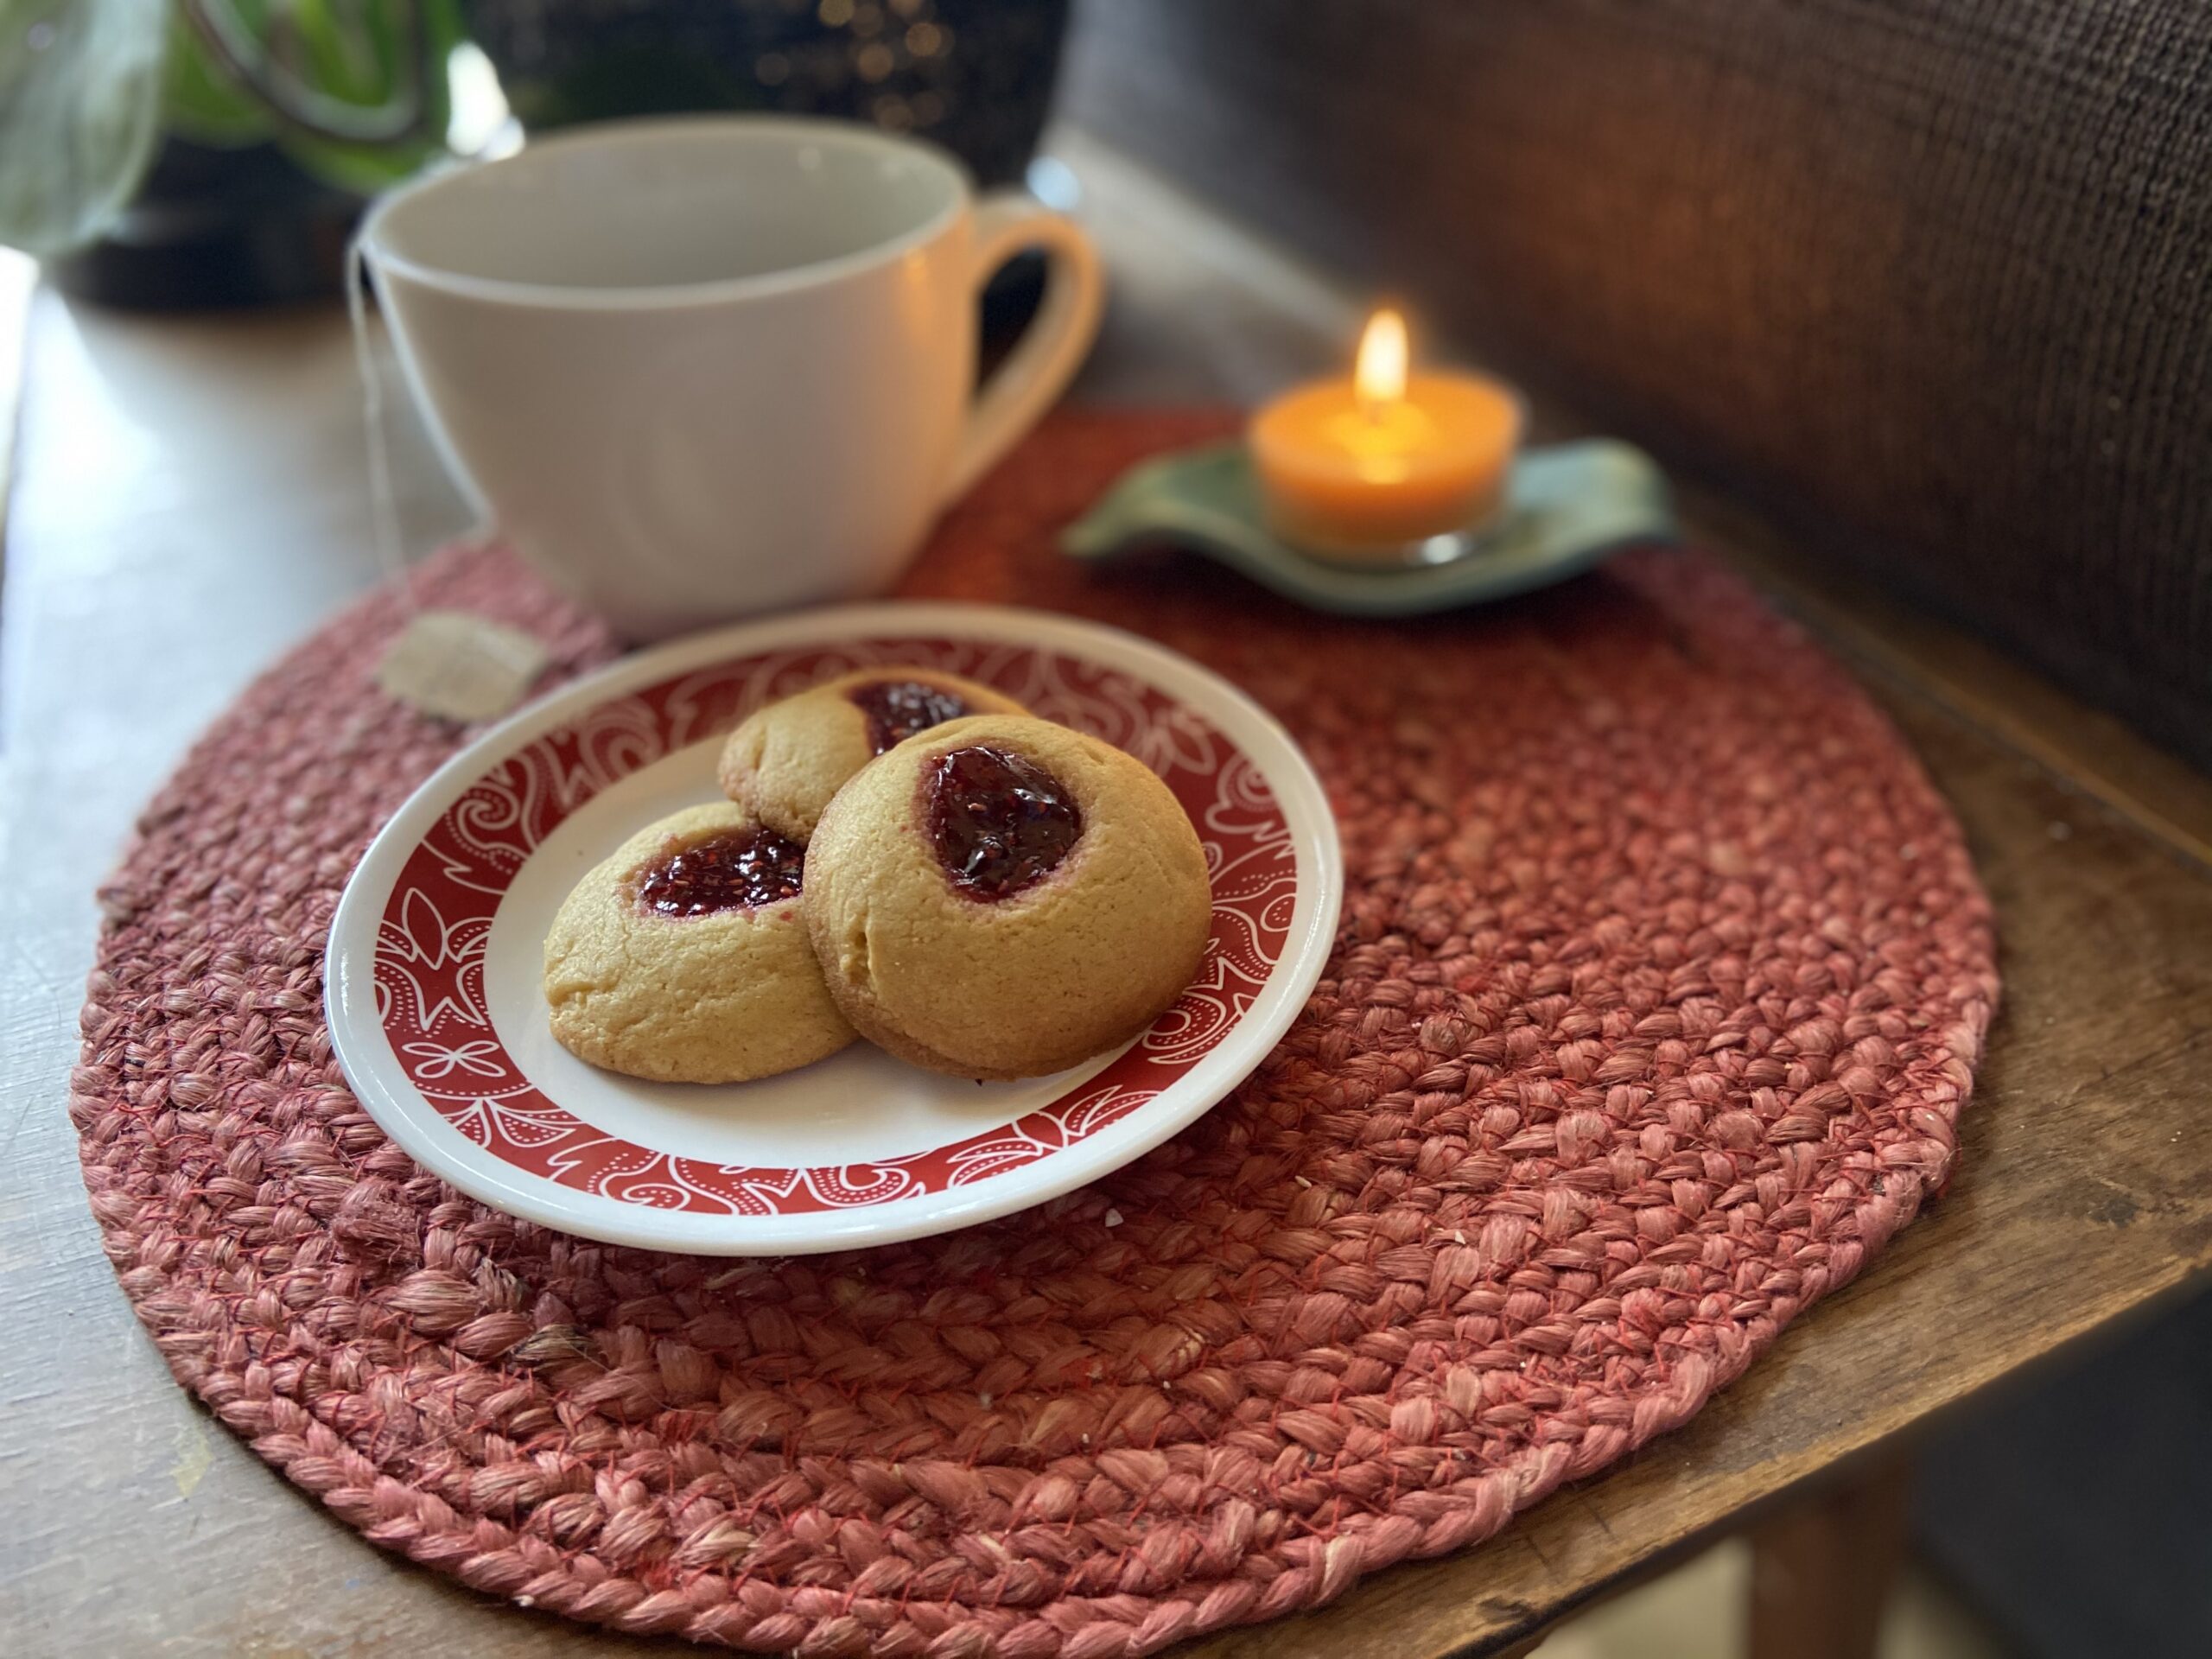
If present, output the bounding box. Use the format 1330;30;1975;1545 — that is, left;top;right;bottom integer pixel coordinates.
851;678;969;754
925;745;1084;900
636;826;805;917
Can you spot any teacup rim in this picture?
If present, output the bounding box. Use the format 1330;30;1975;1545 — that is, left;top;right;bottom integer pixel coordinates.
359;113;974;312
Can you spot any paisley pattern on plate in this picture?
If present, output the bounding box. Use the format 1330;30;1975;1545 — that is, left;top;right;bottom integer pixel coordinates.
372;640;1298;1215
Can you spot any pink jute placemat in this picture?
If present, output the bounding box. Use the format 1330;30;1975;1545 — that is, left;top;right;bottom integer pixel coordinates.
73;410;1997;1656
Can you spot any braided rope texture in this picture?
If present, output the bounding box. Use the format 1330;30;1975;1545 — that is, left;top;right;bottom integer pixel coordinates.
73;412;1996;1656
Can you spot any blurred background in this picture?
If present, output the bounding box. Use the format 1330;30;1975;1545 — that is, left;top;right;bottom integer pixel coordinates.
3;0;1070;307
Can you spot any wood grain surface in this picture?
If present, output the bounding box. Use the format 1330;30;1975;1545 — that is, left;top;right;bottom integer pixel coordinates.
1;133;2207;1657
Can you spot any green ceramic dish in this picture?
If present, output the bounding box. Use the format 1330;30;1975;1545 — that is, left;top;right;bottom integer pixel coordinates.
1062;439;1676;617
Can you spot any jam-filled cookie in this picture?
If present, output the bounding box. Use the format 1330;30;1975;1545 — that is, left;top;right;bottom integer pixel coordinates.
718;667;1029;842
544;802;854;1083
804;715;1212;1080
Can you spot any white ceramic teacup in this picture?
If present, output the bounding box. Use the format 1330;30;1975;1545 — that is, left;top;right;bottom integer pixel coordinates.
361;117;1105;640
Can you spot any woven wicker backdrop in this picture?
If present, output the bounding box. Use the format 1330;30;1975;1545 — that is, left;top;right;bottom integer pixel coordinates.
1064;0;2212;771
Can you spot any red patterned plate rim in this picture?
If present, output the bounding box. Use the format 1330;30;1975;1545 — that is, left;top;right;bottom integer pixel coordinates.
326;603;1343;1255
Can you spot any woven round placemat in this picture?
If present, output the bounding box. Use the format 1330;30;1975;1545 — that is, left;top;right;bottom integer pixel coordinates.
74;410;1996;1656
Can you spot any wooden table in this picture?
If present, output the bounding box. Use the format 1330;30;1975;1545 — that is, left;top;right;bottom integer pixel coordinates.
3;134;2208;1657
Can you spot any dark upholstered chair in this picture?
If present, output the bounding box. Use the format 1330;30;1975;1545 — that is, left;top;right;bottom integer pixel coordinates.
1065;1;2212;769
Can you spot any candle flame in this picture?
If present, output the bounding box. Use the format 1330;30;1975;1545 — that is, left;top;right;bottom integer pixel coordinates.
1355;308;1408;414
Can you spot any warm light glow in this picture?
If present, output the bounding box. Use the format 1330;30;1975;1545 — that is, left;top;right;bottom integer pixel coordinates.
1250;304;1522;556
1355;308;1408;414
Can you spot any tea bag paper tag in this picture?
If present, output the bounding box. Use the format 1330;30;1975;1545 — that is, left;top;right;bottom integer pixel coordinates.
378;610;550;722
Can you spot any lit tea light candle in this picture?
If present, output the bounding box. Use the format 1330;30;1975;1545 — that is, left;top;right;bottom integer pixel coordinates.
1249;308;1524;559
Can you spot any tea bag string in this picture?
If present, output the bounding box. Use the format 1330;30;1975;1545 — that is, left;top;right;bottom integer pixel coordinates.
346;234;551;724
346;234;419;617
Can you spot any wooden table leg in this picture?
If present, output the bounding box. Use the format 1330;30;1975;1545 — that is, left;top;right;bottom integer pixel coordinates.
1748;1452;1916;1659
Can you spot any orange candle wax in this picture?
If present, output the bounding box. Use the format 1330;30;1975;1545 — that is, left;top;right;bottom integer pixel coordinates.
1249;309;1522;557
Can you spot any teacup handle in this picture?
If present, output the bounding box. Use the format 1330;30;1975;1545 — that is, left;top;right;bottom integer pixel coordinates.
943;191;1108;503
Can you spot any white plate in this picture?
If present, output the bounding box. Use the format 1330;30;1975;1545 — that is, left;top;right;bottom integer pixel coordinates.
326;603;1341;1255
